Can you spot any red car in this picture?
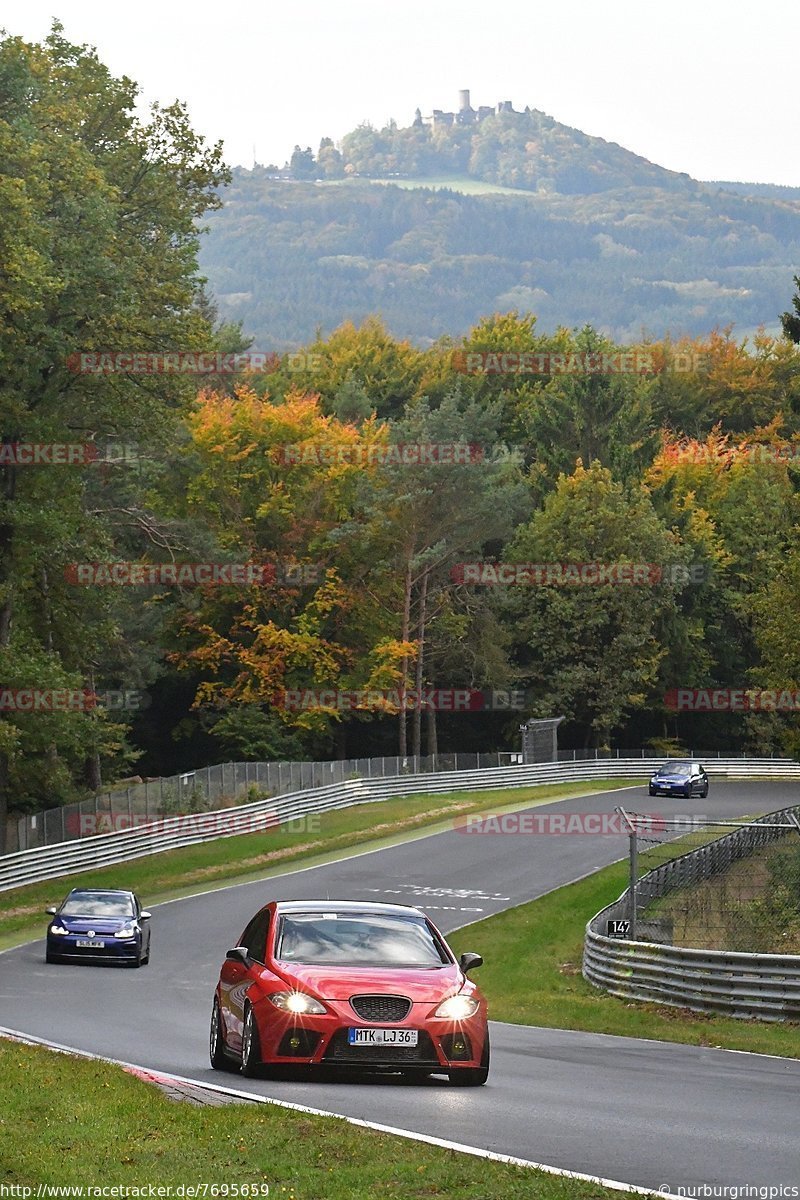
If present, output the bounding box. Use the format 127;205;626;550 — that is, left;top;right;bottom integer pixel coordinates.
210;899;489;1086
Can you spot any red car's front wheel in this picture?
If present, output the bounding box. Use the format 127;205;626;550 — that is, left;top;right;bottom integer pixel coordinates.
241;1005;263;1078
210;997;233;1071
448;1031;490;1086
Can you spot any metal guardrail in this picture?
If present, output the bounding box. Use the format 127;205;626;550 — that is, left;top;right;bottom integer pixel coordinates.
583;803;800;1020
2;756;797;894
11;746;783;854
583;937;800;1021
12;753;514;854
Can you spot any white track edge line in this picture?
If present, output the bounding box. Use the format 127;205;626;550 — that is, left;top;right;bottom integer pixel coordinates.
0;1026;676;1199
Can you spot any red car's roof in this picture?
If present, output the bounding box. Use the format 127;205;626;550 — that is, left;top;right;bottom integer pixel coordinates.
272;900;429;919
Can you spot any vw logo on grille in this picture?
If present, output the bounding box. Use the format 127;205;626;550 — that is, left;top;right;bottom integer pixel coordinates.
87;931;95;937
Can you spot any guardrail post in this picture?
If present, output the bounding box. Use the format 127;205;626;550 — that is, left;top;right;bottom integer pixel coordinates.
629;826;638;939
617;806;638;940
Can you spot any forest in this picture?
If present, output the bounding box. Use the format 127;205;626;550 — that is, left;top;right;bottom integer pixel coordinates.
3;27;800;842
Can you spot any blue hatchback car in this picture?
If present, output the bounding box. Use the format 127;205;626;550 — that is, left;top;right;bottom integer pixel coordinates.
648;760;709;799
45;888;151;966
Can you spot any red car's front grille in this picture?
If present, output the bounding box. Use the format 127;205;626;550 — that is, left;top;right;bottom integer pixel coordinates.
349;994;412;1022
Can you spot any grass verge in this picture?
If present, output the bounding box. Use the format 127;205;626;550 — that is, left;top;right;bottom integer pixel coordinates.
0;1039;644;1198
0;779;636;951
448;858;800;1058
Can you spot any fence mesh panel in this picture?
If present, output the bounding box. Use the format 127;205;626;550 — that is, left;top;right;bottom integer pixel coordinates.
620;807;800;952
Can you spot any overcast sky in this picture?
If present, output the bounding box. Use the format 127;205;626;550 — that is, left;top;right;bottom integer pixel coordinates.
6;1;799;185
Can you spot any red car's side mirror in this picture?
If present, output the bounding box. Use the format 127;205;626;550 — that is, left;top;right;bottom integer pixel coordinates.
226;946;251;967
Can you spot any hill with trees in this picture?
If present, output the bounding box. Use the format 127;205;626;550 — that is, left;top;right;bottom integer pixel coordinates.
200;104;800;347
199;165;800;348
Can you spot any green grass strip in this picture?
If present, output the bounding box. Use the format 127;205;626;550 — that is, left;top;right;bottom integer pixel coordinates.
0;1039;644;1198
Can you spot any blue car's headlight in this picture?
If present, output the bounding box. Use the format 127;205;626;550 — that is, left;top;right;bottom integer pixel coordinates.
115;925;138;939
49;923;69;936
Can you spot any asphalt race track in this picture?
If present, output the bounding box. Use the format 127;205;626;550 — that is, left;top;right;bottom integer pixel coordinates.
3;780;800;1192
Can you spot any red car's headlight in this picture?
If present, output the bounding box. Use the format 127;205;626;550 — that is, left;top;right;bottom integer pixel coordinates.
434;995;480;1020
267;991;327;1015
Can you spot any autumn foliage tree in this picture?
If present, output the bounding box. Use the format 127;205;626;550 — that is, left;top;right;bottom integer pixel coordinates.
0;25;226;846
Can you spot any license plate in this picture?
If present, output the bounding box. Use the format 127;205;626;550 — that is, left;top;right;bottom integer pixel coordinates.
347;1028;418;1046
76;940;105;948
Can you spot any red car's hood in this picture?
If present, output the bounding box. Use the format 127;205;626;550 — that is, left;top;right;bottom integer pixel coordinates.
271;961;461;1002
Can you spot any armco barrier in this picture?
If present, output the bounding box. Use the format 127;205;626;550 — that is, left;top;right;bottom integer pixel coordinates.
1;756;798;893
11;747;785;854
583;802;800;1020
583;936;800;1021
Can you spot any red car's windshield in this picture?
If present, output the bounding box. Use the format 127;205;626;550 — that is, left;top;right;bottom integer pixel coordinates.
275;912;450;968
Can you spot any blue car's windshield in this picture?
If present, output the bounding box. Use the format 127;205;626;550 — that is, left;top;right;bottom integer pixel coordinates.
61;892;135;917
659;763;691;777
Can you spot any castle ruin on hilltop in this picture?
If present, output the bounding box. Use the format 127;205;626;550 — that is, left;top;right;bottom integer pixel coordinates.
413;90;521;129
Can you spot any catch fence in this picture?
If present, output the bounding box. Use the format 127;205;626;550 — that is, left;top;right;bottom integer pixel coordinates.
3;755;798;892
584;804;800;1019
8;748;780;853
